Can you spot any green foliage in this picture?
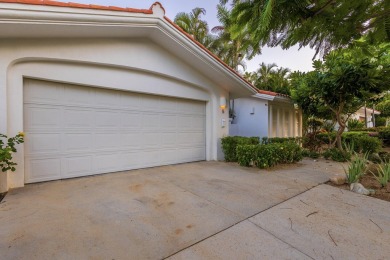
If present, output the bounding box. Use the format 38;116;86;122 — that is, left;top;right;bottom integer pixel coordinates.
221;136;260;162
0;133;24;172
291;43;390;149
375;116;387;127
236;142;302;169
347;119;365;131
174;8;212;48
324;148;351;162
372;163;390;187
376;93;390;118
345;153;369;184
379;152;390;162
378;127;390;145
316;131;381;154
358;136;382;154
225;0;389;57
250;63;291;95
236;144;257;167
261;137;302;145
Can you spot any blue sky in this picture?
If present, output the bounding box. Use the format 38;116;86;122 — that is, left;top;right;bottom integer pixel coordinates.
74;0;315;72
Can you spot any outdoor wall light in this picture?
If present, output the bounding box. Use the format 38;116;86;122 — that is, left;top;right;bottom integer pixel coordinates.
220;97;227;113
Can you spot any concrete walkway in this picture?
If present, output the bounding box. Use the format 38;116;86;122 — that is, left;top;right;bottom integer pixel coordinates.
1;159;389;259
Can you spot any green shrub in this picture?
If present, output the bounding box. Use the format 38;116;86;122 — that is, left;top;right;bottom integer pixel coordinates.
221;136;260;162
347;119;365;130
372;162;390;187
325;148;351;162
375;117;387;127
378;127;390;146
345;153;368;184
322;149;332;160
0;132;24;172
236;142;302;169
236;145;257;167
261;137;302;145
356;136;382;154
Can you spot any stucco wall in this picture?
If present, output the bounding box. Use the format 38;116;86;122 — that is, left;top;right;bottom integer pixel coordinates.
0;38;230;189
229;97;269;138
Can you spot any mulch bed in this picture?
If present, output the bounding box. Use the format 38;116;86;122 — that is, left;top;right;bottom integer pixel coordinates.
328;174;390;202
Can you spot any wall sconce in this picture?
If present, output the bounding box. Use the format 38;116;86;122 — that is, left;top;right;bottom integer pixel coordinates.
220;97;227;113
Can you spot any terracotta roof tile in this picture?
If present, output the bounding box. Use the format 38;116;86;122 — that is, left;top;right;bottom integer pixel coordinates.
0;0;153;14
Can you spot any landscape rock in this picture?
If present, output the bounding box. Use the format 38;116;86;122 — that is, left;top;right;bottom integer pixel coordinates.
329;174;347;185
350;183;370;195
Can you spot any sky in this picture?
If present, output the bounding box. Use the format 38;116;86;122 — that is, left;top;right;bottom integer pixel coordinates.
73;0;316;72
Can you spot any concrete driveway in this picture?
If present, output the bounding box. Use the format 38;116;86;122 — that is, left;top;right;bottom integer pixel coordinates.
1;160;389;259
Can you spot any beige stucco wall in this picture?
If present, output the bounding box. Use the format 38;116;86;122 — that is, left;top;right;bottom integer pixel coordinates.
0;38;230;190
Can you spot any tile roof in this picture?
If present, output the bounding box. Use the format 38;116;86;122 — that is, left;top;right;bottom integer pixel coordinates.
0;0;153;14
0;0;289;98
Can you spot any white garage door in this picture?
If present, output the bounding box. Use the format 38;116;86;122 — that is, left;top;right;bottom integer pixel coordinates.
24;79;206;183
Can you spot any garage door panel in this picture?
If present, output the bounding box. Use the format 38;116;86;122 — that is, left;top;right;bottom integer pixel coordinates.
64;133;92;152
160;115;177;129
63;109;94;128
121;133;142;148
94;111;120;128
121;112;141;128
63;85;95;106
24;106;61;130
141;113;160;128
95;89;121;108
93;153;121;172
63;156;93;178
24;80;62;104
94;133;120;150
26;133;61;154
24;79;206;183
26;157;62;182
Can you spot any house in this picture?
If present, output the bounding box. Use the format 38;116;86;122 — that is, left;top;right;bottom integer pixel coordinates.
350;107;381;128
229;90;303;138
0;1;260;191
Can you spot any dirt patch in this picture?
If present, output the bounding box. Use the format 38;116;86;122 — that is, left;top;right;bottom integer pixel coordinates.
327;174;390;202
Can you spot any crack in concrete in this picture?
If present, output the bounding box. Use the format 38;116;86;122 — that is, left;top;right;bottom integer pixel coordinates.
164;183;323;259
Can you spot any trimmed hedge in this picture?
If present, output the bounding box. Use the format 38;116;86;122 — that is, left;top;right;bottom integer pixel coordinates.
261;137;302;145
236;142;303;169
221;136;260;162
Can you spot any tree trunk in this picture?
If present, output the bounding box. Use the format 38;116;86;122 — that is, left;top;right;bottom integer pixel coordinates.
334;111;346;150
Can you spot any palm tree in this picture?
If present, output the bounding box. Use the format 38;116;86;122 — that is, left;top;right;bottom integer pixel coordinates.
174;8;211;47
254;62;278;90
211;4;261;70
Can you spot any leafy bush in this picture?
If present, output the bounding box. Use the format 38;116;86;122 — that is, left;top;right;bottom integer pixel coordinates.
378;127;390;146
0;132;24;172
347;119;365;130
261;137;302;145
236;142;302;169
357;135;382;154
372;162;390;187
316;132;381;154
302;149;320;159
344;153;368;184
324;148;351;162
221;136;260;162
375;117;387;127
236;145;257;167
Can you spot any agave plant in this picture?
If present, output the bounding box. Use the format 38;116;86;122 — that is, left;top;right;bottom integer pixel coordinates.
372;162;390;187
